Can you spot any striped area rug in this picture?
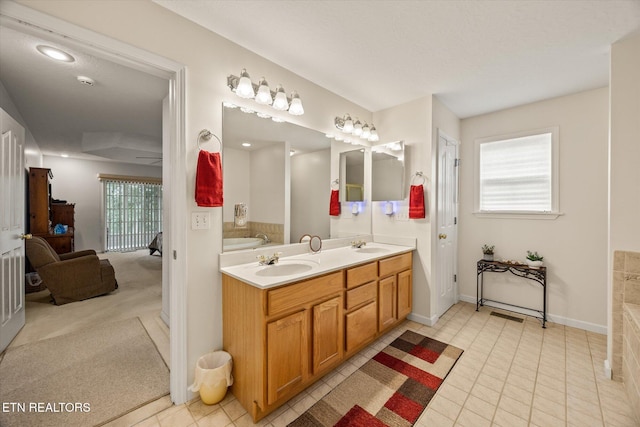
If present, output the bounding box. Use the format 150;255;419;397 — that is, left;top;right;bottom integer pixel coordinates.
289;330;463;427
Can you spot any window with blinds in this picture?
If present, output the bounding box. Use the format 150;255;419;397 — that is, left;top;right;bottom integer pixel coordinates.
102;177;162;252
476;129;558;214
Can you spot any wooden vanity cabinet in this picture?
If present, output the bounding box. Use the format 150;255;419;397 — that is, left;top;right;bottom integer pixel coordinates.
378;252;413;333
222;251;413;422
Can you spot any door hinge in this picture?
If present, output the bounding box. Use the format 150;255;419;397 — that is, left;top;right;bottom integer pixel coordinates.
173;250;177;260
454;217;457;225
454;158;460;167
454;274;457;282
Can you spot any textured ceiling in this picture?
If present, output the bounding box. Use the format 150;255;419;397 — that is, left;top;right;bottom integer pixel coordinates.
155;0;640;118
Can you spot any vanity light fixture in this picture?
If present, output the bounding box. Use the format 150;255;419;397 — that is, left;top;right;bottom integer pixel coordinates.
334;113;379;142
227;69;304;115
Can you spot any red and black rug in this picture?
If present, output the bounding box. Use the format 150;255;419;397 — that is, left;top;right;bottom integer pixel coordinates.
289;330;463;427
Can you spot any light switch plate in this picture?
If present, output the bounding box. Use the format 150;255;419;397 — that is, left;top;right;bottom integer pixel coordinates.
191;212;210;230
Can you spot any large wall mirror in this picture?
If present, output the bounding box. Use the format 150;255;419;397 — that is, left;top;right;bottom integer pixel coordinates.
222;106;332;251
372;141;405;201
340;149;365;202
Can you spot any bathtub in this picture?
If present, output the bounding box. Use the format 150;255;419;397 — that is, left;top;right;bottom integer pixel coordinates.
223;237;264;251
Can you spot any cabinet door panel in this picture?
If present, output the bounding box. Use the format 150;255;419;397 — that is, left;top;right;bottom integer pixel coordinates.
267;311;308;405
397;270;412;319
345;301;377;352
378;276;397;331
313;296;343;374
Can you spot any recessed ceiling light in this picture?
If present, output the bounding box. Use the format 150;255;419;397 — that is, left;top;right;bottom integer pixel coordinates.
60;153;69;158
241;142;251;147
36;45;75;62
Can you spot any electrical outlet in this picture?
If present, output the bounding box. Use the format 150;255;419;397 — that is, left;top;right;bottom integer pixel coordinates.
191;212;210;230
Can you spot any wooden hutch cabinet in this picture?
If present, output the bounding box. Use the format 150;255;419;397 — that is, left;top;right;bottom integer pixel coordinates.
28;167;75;254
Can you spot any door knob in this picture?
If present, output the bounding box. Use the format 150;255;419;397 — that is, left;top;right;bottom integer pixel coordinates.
438;233;447;239
20;233;32;240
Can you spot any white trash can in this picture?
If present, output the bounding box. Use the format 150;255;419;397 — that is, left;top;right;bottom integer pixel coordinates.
189;351;233;405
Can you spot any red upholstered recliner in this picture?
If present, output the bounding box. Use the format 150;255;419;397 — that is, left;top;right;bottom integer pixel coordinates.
25;236;118;305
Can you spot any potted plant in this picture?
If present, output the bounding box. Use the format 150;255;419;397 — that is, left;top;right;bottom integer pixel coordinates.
482;244;495;261
526;250;544;268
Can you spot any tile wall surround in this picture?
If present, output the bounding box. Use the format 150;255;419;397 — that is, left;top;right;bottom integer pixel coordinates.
612;250;640;381
623;304;640;423
223;221;284;244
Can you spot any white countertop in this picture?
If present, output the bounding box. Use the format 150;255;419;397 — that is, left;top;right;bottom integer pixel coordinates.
220;242;414;289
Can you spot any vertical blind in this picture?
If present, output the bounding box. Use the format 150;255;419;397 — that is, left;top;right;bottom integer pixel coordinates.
479;133;552;212
102;177;162;252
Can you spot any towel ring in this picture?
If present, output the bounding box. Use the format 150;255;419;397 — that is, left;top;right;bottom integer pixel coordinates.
197;129;222;153
331;179;339;190
411;172;426;185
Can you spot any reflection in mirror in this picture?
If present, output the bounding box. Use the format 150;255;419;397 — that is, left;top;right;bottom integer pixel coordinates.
222;106;331;251
372;141;405;201
340;149;365;202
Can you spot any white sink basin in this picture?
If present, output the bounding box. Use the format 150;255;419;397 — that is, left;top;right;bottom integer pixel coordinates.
355;247;390;254
255;262;315;277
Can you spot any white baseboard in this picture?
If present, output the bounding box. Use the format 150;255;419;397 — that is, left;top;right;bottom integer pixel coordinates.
408;312;439;327
458;294;607;334
160;310;170;328
604;360;612;379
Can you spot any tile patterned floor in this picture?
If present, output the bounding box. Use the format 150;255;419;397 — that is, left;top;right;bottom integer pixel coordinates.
120;302;639;427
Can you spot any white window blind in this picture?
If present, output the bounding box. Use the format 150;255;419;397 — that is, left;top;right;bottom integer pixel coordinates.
103;179;162;252
479;132;553;212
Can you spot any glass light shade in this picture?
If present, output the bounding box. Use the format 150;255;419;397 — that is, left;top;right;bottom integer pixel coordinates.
254;78;272;105
272;85;289;111
368;127;379;142
361;124;370;139
288;91;304;115
343;115;354;133
353;119;363;136
235;69;255;99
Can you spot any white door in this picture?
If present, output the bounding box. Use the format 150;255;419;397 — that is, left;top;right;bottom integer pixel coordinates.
436;131;459;317
0;108;26;352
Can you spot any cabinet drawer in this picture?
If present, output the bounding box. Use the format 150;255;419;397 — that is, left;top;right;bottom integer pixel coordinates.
346;262;377;289
267;271;343;316
379;252;412;277
345;281;376;310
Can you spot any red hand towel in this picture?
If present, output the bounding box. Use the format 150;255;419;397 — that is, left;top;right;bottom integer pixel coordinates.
409;184;425;219
329;189;341;216
195;150;223;207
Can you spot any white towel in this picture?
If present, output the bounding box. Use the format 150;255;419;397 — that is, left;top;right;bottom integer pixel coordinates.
234;203;247;228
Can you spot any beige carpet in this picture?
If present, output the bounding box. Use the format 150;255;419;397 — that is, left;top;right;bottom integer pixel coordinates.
0;317;169;427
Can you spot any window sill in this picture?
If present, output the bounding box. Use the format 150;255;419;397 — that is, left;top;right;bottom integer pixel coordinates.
473;211;564;220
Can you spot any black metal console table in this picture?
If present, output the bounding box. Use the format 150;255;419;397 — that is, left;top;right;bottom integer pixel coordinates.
476;260;547;328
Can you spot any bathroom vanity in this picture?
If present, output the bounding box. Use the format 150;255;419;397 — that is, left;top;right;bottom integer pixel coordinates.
220;242;413;421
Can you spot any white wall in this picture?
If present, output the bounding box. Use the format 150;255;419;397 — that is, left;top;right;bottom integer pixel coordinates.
372;97;434;324
459;87;609;331
43;155;162;252
291;149;330;242
610;32;640;254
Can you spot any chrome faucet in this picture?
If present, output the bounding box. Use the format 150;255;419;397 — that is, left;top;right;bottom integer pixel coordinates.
256;233;270;244
257;252;281;265
351;240;366;249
